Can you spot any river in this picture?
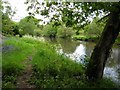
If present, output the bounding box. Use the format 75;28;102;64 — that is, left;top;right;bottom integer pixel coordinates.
44;37;120;85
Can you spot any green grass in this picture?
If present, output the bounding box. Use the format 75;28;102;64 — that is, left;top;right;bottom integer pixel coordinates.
72;35;98;42
30;43;85;88
73;34;120;45
2;36;36;88
2;35;119;88
29;43;118;88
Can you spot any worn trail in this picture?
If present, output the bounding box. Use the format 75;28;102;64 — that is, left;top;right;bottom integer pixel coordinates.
16;54;35;88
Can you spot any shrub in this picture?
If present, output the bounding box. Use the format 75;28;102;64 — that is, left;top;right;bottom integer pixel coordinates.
42;23;57;37
18;16;39;36
84;17;105;37
34;29;42;36
3;82;15;88
57;25;75;38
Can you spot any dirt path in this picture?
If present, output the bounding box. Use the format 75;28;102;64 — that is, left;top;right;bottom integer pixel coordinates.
16;55;36;88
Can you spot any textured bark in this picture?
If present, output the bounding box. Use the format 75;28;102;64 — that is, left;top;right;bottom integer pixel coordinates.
86;12;120;81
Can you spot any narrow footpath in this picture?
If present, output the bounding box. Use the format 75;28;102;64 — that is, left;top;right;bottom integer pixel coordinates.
16;54;35;88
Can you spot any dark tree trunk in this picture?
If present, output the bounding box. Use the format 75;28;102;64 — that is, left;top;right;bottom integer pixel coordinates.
86;12;120;81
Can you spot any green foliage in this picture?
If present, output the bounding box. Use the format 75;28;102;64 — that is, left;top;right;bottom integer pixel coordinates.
3;62;23;76
2;36;35;87
2;14;16;35
3;76;16;85
84;17;105;37
2;36;118;88
72;17;105;41
42;23;57;37
25;1;120;28
3;82;15;88
18;16;39;36
30;41;84;88
57;25;75;38
34;28;42;36
0;0;3;11
72;35;98;41
116;35;120;45
31;45;117;88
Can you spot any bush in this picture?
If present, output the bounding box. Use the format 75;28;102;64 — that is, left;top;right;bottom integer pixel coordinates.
34;29;42;36
2;14;19;36
42;23;57;37
3;82;15;88
18;16;39;36
57;25;75;38
84;17;105;37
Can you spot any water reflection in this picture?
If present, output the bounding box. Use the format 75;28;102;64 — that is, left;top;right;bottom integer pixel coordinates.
44;38;120;84
45;37;80;53
64;44;86;63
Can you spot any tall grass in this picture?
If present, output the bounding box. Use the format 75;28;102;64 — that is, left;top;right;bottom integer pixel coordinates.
30;43;85;88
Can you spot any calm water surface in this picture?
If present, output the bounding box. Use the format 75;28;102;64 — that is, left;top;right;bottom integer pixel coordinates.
44;37;120;85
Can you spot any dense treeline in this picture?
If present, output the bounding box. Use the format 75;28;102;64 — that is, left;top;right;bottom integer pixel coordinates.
2;14;105;40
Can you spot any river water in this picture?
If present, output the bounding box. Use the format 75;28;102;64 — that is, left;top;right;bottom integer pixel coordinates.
44;37;120;85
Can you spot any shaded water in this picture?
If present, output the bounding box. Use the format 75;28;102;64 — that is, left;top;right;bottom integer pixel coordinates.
44;37;120;85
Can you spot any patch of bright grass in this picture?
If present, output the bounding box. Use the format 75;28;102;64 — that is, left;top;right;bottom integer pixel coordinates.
2;36;36;88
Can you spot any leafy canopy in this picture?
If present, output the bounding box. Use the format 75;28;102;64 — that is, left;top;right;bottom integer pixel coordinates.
25;1;120;27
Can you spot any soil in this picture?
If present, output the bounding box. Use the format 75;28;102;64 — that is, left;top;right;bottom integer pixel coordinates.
16;55;36;88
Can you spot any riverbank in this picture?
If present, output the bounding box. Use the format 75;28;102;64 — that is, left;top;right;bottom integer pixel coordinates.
72;35;120;45
2;36;119;88
72;35;99;42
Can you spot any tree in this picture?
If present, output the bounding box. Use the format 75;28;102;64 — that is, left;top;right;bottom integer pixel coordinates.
42;22;57;38
86;10;120;81
18;16;40;36
1;0;17;36
25;1;120;81
84;17;105;37
2;13;16;35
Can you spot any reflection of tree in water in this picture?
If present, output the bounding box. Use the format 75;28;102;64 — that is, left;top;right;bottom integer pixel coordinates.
84;42;96;57
44;37;80;54
104;47;120;85
44;37;57;45
106;47;120;67
57;38;80;54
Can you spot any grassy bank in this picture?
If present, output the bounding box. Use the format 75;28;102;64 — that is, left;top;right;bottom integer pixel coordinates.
72;35;99;42
30;43;85;88
2;36;36;88
72;35;120;45
2;36;119;88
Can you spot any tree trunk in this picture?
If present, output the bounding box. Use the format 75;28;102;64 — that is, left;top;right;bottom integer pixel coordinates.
86;12;120;81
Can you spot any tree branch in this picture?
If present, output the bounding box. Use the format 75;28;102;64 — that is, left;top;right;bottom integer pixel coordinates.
97;13;110;23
